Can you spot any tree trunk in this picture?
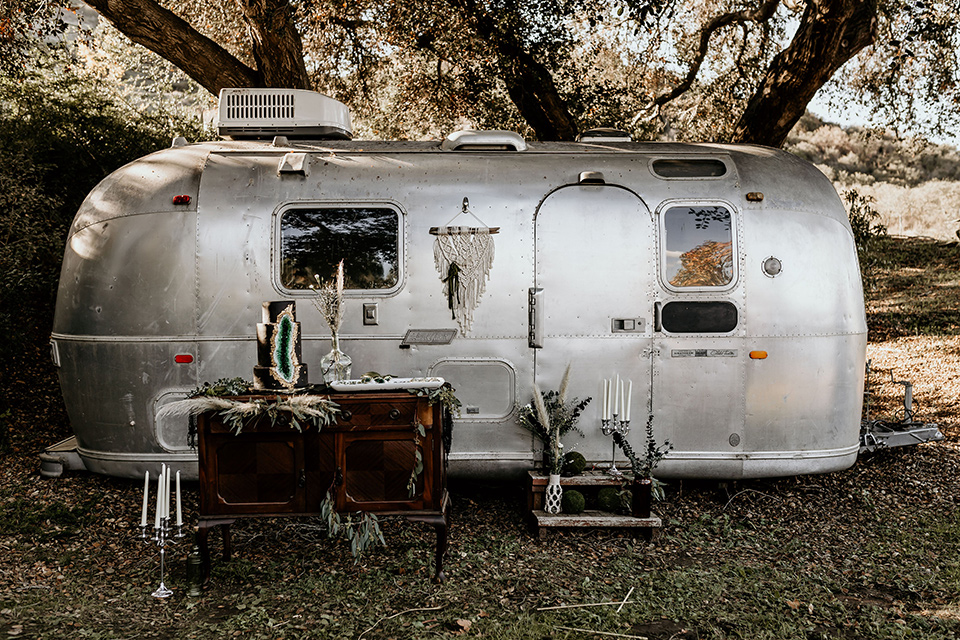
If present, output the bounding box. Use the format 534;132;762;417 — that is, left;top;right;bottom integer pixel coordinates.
448;0;579;141
233;0;311;90
83;0;260;94
732;0;877;147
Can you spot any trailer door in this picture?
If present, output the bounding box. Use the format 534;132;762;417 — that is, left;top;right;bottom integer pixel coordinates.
533;185;655;463
651;202;745;469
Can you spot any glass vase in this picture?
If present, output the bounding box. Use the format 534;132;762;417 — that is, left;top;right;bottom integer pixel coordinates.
320;332;352;384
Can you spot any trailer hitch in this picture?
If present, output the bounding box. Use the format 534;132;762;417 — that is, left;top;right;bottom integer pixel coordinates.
860;360;944;453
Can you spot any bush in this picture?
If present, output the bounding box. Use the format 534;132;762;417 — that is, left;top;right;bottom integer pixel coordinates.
597;487;621;512
561;451;587;476
561;490;585;514
842;188;888;289
0;59;207;430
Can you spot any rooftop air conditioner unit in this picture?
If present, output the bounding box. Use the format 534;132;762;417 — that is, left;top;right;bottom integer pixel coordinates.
217;88;352;140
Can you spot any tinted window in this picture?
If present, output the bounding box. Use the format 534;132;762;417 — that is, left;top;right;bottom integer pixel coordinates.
652;159;727;178
662;205;734;288
661;301;738;333
280;208;399;290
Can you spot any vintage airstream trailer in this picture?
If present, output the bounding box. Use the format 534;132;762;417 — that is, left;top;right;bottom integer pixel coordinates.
48;89;867;481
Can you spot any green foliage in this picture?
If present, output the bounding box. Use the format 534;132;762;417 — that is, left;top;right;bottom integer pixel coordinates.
613;414;672;479
561;451;587;476
409;383;462;418
561;489;585;514
843;188;888;288
785;116;960;188
188;377;252;398
517;370;591;474
596;487;621;512
0;56;207;429
319;490;386;560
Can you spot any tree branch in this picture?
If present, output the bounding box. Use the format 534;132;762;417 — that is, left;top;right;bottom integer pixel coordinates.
233;0;311;89
655;0;782;108
732;0;877;146
83;0;260;94
447;0;579;141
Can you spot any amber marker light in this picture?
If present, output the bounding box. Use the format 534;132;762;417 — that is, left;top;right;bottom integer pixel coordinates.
749;351;768;360
174;354;194;364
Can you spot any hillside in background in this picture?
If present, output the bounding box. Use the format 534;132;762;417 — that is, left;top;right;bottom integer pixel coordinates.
786;114;960;240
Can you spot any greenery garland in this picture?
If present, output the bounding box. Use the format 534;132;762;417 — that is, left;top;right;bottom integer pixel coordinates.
159;380;340;435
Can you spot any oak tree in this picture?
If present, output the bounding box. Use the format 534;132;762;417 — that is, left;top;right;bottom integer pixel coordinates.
6;0;959;147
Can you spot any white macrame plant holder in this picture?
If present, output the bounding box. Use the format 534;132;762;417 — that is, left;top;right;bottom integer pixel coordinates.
431;198;498;334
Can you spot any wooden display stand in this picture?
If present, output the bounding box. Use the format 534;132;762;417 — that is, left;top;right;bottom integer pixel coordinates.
196;390;449;583
526;470;661;540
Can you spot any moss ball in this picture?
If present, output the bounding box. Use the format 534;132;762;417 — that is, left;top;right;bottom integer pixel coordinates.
561;451;587;476
561;489;586;514
597;487;621;512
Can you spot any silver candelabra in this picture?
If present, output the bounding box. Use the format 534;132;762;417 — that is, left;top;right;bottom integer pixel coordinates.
138;465;185;598
601;413;630;476
600;376;632;476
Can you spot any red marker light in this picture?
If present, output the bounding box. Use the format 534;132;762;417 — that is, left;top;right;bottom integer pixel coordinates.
172;195;191;205
174;354;194;364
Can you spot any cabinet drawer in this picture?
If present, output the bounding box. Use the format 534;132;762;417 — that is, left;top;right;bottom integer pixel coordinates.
333;398;417;429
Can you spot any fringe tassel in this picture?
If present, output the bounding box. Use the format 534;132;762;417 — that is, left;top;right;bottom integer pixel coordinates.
433;228;495;334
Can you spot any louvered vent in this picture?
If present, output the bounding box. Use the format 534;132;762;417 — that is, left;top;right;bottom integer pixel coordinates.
223;91;296;121
217;88;352;140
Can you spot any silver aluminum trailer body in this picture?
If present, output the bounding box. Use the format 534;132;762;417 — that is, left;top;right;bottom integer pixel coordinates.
51;138;867;481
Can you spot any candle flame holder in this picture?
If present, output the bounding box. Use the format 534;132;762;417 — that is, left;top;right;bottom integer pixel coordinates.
601;414;630;476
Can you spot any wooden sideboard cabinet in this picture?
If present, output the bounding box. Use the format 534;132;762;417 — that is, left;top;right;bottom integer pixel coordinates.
196;390;449;583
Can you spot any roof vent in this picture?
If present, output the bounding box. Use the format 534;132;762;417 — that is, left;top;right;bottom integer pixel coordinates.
442;130;527;151
578;128;632;142
217;88;352;140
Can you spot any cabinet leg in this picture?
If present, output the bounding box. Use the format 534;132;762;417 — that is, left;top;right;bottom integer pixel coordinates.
197;526;212;588
221;523;232;561
197;519;235;587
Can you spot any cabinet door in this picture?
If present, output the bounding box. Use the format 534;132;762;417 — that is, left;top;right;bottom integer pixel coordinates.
199;421;306;516
338;431;430;511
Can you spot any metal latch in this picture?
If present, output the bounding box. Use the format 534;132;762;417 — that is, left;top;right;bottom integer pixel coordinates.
611;318;645;333
528;288;543;348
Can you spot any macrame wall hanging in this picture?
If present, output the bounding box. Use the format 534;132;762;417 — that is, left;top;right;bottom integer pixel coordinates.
430;197;498;334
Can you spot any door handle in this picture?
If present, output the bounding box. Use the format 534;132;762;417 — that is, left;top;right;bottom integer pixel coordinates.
528;288;543;348
654;301;662;332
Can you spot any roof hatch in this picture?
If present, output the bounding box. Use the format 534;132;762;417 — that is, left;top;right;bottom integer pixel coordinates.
441;130;527;151
217;88;352;140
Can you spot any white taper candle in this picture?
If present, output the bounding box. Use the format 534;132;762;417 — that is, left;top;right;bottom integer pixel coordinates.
154;467;163;529
164;466;171;520
176;470;182;527
625;380;633;421
613;375;620;415
140;470;150;527
601;379;608;420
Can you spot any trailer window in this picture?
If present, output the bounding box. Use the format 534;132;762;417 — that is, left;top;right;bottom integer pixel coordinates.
280;207;399;290
662;205;734;289
652;159;727;178
661;301;738;333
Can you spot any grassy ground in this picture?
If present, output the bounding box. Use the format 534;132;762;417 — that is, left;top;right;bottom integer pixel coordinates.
3;236;960;639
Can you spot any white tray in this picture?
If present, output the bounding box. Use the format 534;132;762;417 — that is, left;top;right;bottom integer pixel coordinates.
329;377;445;392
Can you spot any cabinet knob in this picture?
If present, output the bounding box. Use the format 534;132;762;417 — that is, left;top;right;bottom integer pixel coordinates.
389;409;401;420
340;410;353;422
